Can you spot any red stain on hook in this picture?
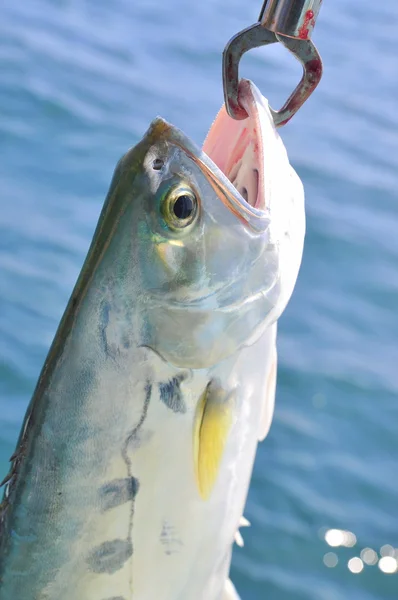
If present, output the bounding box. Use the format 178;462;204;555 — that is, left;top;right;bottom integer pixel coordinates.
275;56;323;128
306;58;322;83
298;10;314;40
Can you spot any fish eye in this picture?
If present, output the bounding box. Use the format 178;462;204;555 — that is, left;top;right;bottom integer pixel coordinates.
161;185;198;230
173;194;195;219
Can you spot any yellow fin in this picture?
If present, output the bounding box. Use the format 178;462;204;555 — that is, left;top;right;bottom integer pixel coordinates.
193;381;235;501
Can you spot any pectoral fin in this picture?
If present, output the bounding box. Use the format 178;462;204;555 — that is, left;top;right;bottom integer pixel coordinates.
193;381;235;500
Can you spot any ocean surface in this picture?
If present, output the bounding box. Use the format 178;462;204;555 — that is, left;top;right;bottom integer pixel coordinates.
1;0;398;598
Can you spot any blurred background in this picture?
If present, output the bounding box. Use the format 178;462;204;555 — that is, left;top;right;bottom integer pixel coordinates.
1;0;398;598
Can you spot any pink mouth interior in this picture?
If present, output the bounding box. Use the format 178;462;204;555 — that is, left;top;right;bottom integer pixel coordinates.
202;82;264;211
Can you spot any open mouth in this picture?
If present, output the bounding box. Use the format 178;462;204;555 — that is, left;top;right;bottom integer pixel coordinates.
143;81;270;231
203;79;265;211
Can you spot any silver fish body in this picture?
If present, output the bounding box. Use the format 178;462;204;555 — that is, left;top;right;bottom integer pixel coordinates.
0;81;305;599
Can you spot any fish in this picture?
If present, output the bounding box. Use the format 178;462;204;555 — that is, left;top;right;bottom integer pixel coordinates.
0;79;305;600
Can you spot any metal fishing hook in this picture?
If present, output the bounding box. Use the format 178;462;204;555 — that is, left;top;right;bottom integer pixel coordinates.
222;0;324;126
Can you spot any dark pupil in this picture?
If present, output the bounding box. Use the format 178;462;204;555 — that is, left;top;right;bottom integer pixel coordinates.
173;194;194;219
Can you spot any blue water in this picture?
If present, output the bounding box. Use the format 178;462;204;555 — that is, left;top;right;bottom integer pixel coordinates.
1;0;398;598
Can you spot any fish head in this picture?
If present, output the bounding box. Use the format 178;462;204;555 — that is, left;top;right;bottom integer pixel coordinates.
103;80;305;368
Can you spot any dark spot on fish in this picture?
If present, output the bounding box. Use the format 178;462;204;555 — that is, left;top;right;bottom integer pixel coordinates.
159;375;186;413
87;539;133;574
153;158;164;170
99;477;139;511
103;597;126;600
